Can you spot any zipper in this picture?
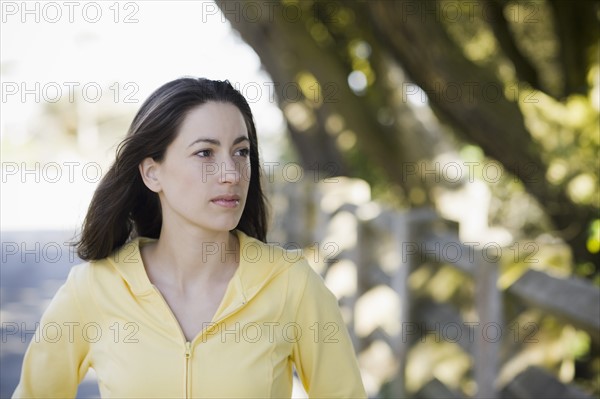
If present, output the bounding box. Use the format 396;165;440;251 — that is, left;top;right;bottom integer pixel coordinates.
152;286;192;398
151;282;250;398
185;341;192;399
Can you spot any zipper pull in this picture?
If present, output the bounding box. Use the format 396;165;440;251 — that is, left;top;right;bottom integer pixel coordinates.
185;341;192;359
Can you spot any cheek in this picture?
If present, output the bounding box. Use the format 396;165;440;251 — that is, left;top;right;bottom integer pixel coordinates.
240;161;252;186
161;162;204;192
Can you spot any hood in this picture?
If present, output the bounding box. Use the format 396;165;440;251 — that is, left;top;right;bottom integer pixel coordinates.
101;230;298;316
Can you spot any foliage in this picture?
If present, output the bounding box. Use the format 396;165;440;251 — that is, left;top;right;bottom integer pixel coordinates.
217;0;599;274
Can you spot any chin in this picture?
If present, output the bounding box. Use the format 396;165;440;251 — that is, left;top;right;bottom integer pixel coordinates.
206;219;242;233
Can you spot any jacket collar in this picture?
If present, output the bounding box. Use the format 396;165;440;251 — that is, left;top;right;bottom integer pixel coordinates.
103;230;292;307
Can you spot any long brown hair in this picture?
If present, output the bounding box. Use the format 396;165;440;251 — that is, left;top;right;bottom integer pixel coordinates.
76;77;268;260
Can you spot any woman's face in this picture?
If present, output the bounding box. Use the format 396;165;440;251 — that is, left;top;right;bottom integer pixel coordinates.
140;101;251;235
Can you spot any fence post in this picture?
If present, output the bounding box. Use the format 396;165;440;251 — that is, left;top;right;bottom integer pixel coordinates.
388;211;411;397
387;208;437;396
473;249;501;399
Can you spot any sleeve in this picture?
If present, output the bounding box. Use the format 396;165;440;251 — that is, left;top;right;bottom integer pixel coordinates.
12;265;92;398
291;259;367;398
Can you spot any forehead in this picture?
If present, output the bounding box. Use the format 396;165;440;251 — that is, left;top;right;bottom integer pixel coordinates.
177;101;248;138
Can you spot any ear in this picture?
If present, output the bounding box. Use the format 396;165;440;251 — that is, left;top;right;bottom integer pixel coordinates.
139;157;162;193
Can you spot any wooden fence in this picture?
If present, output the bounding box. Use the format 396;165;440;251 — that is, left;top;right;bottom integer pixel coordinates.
266;176;599;398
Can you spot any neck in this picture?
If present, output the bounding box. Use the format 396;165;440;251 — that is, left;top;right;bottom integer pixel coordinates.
144;224;240;293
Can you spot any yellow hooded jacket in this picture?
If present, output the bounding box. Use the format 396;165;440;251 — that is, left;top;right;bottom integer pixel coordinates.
13;230;367;398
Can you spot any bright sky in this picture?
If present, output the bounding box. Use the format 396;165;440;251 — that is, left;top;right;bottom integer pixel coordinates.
1;0;287;231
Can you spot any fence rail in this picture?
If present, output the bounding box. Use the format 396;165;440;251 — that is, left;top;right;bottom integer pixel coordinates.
268;177;599;398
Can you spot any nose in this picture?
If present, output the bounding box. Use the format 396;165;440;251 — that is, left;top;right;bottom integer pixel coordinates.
218;157;241;185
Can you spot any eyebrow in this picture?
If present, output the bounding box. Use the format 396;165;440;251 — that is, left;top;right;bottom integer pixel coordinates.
188;136;249;148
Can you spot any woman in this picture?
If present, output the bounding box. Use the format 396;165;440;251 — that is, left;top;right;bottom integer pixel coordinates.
13;77;367;398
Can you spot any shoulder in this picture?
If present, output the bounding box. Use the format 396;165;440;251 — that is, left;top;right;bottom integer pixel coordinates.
66;256;112;285
58;261;100;307
236;229;327;289
237;229;306;270
238;231;317;273
36;261;96;324
64;261;92;291
63;252;126;300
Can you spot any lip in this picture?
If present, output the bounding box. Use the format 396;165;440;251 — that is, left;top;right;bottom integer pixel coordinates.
210;194;241;208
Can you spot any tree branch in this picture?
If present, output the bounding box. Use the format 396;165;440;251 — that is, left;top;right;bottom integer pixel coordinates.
486;0;546;96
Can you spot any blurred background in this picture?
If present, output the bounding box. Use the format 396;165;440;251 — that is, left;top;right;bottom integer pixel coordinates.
1;0;599;398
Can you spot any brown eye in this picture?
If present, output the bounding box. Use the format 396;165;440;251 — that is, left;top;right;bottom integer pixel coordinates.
195;149;212;158
235;148;250;157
